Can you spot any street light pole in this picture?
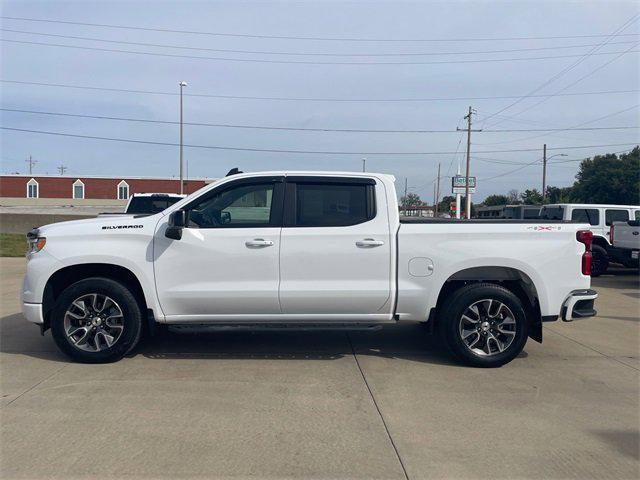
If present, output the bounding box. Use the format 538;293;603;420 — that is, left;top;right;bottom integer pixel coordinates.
542;145;568;202
179;81;187;194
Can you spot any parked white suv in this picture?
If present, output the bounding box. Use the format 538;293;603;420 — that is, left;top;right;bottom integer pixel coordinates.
23;171;597;367
540;204;640;275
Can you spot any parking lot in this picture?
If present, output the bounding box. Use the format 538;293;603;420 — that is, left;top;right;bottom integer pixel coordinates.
0;257;638;479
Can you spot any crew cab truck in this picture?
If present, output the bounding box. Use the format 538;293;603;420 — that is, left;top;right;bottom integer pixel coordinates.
22;171;597;367
540;203;640;276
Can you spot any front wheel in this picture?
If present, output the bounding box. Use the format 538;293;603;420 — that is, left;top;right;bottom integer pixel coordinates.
50;278;143;363
438;283;529;368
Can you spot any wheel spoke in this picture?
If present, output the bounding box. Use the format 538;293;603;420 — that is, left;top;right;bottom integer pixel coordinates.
467;332;481;348
71;326;92;346
461;329;477;340
488;333;505;353
89;294;99;312
105;319;123;330
461;314;479;324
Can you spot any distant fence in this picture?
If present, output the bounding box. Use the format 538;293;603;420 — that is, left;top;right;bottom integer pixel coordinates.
0;213;94;234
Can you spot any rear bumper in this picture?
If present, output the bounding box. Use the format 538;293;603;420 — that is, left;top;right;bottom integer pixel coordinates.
561;289;598;321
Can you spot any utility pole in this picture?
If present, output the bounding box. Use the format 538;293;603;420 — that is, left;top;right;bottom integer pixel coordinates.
57;164;67;175
455;164;462;219
435;162;441;216
433;183;437;214
25;155;37;175
457;106;481;219
362;158;366;172
179;81;187;194
542;143;547;202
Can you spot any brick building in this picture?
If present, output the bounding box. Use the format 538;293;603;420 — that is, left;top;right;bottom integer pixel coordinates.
0;174;214;201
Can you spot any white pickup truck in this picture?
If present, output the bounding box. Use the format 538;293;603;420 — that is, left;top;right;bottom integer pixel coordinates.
22;171;597;367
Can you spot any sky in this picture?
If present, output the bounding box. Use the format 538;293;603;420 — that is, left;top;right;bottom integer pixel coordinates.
1;0;639;202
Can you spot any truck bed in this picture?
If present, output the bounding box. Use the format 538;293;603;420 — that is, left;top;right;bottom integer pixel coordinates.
400;217;576;224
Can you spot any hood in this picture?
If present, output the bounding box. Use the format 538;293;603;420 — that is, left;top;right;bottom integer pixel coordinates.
37;214;160;237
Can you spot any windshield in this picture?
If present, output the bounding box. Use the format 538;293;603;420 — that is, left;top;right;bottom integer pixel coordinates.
126;196;183;214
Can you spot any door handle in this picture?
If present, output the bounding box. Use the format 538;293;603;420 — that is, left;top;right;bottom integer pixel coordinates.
245;238;274;248
356;238;385;248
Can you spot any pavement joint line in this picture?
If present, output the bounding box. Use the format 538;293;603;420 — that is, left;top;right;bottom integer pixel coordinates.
5;363;68;407
545;327;640;372
346;332;410;480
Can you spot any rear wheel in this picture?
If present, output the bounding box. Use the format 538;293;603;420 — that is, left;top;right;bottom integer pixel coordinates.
51;278;143;363
590;245;609;277
438;283;529;368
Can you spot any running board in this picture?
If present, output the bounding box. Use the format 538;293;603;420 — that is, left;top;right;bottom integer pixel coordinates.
168;324;384;333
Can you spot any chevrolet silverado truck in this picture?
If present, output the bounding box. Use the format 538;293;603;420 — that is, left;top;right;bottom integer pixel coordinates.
22;171;598;367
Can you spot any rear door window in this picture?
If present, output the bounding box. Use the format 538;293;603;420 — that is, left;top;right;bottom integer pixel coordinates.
571;208;600;226
286;180;376;227
605;209;629;226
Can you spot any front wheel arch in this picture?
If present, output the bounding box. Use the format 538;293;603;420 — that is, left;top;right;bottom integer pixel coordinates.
43;263;148;331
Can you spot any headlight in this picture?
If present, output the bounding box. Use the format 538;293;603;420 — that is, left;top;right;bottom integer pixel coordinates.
27;237;46;254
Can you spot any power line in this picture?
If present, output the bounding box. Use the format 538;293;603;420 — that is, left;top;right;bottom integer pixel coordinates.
2;38;638;65
479;14;639;126
486;41;640;127
477;104;640;146
3;27;639;57
3;79;638;103
479;148;635;181
2;126;637;155
1;107;637;133
3;16;640;42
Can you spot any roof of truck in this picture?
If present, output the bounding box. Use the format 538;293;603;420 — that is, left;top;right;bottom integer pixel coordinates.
227;171;396;182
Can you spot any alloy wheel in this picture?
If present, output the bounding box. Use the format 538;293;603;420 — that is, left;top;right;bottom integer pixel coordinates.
63;293;125;352
458;299;517;356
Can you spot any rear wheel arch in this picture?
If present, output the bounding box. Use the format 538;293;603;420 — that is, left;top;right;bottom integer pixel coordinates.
433;266;542;342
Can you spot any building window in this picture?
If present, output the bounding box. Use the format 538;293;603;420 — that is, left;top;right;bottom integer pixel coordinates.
73;179;85;199
117;180;129;200
26;178;38;198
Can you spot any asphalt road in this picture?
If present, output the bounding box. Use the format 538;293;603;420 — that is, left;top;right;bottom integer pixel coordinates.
1;258;638;479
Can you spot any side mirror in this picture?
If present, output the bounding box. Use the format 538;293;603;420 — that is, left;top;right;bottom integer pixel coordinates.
165;210;186;240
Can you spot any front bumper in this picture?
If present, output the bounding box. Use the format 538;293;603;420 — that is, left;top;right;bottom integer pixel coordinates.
561;289;598;321
22;302;44;324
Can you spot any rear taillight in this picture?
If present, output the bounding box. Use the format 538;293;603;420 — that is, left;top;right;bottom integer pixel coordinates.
576;230;593;275
610;225;614;244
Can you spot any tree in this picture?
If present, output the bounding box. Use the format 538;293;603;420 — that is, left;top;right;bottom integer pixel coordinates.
544;185;573;204
438;195;456;213
507;189;521;204
570;147;639;204
400;192;424;208
520;189;543;205
482;194;510;206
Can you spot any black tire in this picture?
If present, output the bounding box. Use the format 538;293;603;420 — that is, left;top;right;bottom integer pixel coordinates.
438;283;529;368
51;277;143;363
590;245;609;277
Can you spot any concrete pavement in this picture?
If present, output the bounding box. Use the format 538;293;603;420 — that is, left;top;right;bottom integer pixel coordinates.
1;258;638;479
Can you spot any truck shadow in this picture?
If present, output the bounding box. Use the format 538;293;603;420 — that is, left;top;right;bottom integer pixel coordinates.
0;312;463;367
137;323;460;366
